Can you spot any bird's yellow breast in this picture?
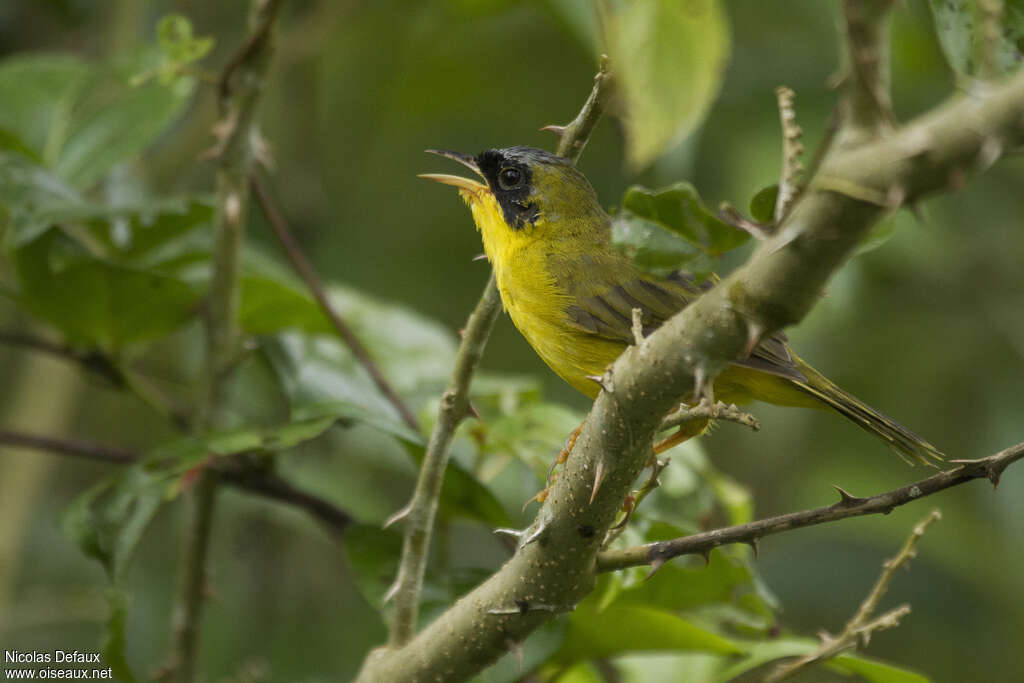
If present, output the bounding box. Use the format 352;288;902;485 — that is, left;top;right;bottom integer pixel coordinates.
464;190;623;397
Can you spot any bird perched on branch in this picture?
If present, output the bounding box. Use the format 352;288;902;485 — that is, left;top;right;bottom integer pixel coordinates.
422;146;942;466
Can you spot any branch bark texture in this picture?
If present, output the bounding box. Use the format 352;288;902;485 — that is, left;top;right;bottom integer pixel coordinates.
355;66;1024;682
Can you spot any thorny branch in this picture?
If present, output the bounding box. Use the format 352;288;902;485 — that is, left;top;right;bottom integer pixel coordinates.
596;444;1022;573
764;509;942;682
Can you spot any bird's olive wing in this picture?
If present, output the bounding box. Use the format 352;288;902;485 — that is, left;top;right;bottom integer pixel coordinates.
564;271;805;383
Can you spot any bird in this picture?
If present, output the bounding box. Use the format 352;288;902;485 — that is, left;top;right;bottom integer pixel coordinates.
420;145;942;467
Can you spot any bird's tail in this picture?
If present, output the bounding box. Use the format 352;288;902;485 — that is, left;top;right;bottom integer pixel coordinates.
792;361;944;466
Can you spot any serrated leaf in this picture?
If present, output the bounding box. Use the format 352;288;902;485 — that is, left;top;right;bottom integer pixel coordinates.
553;603;742;663
749;184;778;224
929;0;1024;76
829;654;933;683
604;0;730;168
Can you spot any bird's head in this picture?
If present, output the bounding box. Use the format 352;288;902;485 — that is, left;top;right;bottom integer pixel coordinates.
420;146;608;259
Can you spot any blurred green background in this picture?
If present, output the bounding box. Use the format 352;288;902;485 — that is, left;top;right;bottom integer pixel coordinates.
1;0;1022;681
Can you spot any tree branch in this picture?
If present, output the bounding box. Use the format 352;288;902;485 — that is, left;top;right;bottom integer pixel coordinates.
385;276;502;645
166;2;284;680
0;328;124;386
249;174;420;433
354;62;1024;683
546;55;614;163
0;428;353;535
596;445;1020;572
764;509;942;682
837;0;896;144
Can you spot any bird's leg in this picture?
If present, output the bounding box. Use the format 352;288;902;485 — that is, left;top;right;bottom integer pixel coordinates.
547;422;583;485
653;417;711;454
524;422;584;510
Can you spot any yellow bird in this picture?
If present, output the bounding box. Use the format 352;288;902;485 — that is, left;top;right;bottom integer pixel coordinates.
422;146;942;465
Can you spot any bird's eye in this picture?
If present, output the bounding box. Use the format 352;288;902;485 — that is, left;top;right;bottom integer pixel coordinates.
497;166;522;190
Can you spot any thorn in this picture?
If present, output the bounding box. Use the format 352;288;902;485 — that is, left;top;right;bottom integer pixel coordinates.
465;401;481;420
383;500;414;528
472;253;488;261
744;322;764;358
585;374;605;390
832;485;867;507
382;568;403;604
701;549;712;566
590;458;608;504
747;539;759;558
540;124;567;136
494;527;525;540
520;519;548;548
645;557;666;580
631;307;645;346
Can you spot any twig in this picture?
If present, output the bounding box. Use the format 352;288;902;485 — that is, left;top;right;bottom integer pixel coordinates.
161;470;218;683
837;0;896;144
386;276;502;645
0;328;124;386
0;428;353;534
978;0;1004;81
544;55;614;163
249;174;420;432
595;443;1021;573
0;429;137;463
381;59;616;651
167;2;284;681
774;86;804;224
764;509;941;682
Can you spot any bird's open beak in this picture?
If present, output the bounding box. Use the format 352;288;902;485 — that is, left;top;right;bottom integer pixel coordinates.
419;149;488;195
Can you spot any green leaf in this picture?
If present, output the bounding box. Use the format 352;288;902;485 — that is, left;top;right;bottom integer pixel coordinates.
0;151;81;247
712;637;818;682
12;231;200;349
928;0;1024;76
152;14;214;86
612;183;749;279
342;523;404;608
56;56;195;189
62;465;165;581
829;654;933;683
0;50;196;190
622;183;749;254
480;400;584;482
610;184;749;280
0;54;92;160
609;551;763;614
261;333;425;445
103;590;139;683
603;0;730;168
553;604;742;663
749;184;778;224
